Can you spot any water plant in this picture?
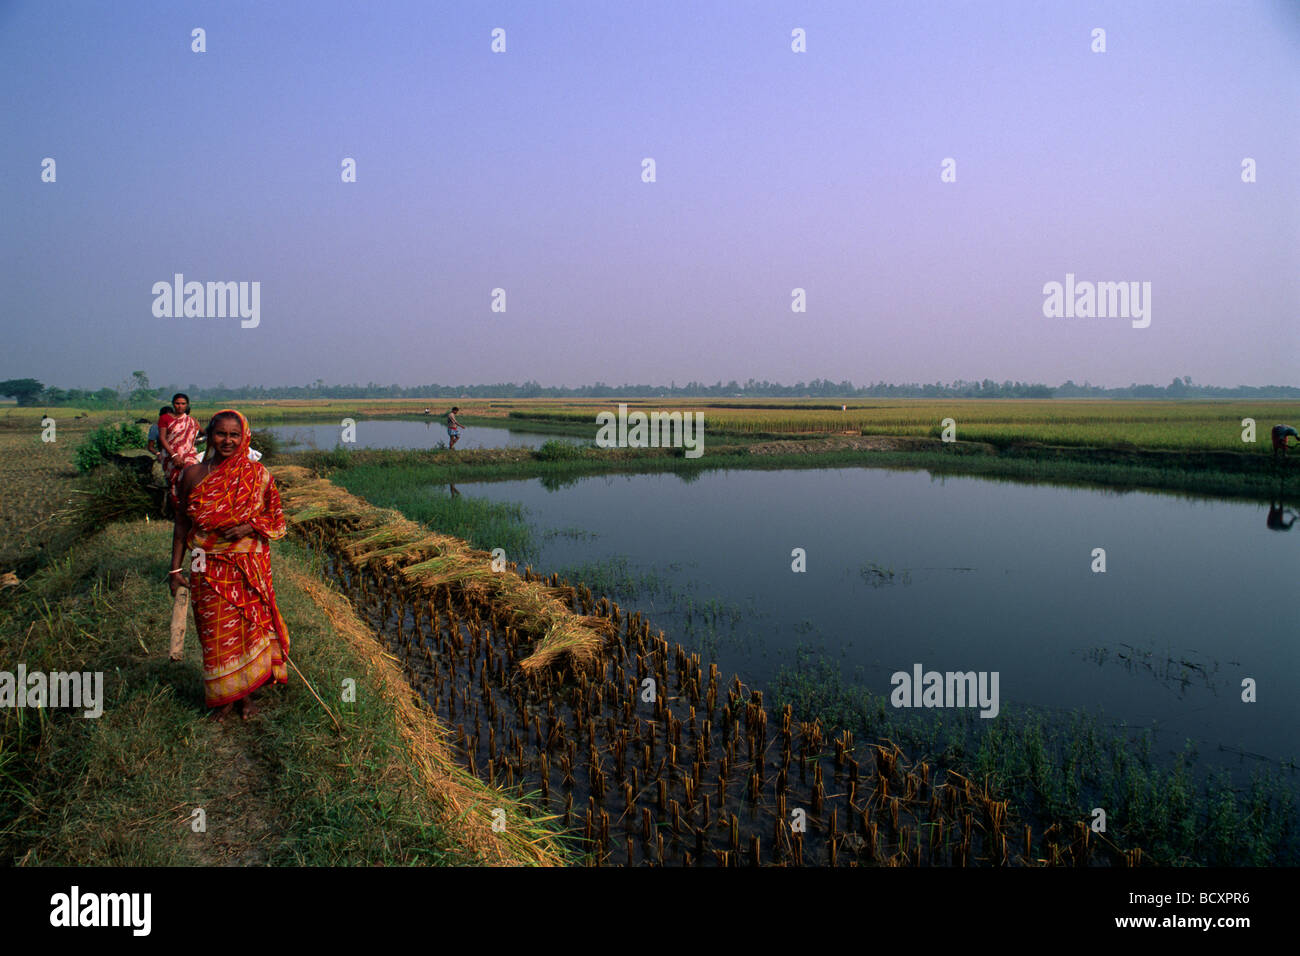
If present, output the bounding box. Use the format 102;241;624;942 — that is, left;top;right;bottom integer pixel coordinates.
768;645;1299;865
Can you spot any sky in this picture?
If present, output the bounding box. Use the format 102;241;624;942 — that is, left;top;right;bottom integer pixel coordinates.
2;0;1297;391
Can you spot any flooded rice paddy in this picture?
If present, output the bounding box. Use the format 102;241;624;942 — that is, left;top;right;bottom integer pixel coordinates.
443;467;1297;782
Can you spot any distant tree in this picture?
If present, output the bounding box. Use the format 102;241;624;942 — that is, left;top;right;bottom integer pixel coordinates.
127;370;156;407
0;378;45;406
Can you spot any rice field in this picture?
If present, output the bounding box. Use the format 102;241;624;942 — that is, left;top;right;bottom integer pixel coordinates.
0;426;87;571
500;399;1300;452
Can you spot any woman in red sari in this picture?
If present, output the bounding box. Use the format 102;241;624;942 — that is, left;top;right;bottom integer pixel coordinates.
169;409;289;719
160;393;202;507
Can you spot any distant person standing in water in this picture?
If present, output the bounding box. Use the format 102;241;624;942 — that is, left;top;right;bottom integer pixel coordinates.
1272;424;1298;460
446;406;463;449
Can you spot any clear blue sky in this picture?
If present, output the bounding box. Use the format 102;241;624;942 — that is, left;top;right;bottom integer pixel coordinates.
2;0;1297;390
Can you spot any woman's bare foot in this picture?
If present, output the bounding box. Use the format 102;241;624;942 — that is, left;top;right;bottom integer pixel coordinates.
238;697;259;720
211;703;234;722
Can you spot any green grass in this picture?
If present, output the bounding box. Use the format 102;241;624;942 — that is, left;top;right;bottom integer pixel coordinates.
327;466;536;558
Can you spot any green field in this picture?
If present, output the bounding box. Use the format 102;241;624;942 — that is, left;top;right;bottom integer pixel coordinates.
500;398;1300;452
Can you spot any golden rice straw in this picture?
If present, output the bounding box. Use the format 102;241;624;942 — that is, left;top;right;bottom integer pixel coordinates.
271;465;609;673
276;558;565;865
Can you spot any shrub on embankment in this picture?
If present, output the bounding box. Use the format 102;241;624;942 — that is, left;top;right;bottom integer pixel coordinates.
73;421;146;473
248;428;280;460
535;439;587;461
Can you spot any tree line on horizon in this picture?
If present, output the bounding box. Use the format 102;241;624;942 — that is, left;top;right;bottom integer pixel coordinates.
3;374;1299;407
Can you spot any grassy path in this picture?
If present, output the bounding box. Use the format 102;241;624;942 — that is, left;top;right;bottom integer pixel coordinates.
0;486;570;865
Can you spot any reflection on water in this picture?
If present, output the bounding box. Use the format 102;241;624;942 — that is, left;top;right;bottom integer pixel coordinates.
265;419;585;451
454;467;1298;776
1267;501;1297;531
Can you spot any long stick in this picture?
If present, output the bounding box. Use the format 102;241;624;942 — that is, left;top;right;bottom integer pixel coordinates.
284;654;343;734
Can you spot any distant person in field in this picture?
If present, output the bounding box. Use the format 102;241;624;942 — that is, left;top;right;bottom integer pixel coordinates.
171;409;290;721
446;406;463;449
1272;424;1299;460
159;393;202;506
147;406;171;460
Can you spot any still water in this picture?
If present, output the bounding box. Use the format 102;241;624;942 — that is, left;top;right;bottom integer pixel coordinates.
265;418;582;451
451;467;1297;770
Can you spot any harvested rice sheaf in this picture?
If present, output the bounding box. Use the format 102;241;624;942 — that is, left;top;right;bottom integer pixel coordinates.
271;465;606;673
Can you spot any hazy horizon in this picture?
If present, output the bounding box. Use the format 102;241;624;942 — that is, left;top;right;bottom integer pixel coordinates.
3;0;1297;390
16;373;1300;396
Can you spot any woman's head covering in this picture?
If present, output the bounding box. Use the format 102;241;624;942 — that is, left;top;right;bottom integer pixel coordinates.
191;409;272;535
205;408;252;462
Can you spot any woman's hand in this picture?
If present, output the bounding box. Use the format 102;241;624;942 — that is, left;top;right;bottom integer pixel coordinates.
220;523;255;541
168;571;186;597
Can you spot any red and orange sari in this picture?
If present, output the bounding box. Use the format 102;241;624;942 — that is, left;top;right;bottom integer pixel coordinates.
163;413;202;506
186;410;290;707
